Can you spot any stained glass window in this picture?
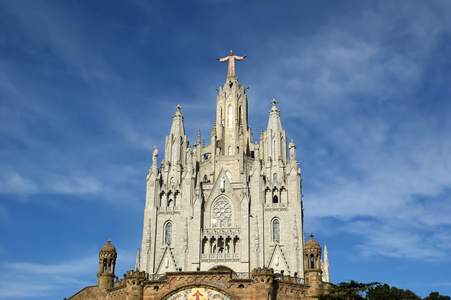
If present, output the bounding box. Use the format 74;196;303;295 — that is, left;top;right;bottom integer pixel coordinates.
165;222;172;245
272;219;280;242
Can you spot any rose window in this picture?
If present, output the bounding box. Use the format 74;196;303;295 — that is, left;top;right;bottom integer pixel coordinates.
212;197;232;228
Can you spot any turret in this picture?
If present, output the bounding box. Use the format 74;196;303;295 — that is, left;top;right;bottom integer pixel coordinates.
304;233;323;297
97;239;117;290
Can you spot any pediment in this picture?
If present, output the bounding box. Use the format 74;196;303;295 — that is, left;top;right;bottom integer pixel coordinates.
205;168;240;207
155;245;178;273
267;243;291;275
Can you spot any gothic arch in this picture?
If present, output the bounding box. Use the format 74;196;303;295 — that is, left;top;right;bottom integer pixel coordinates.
271;217;281;243
272;188;279;204
163;221;172;245
160;191;166;206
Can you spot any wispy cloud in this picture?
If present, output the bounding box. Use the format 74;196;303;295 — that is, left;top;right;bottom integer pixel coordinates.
0;255;96;298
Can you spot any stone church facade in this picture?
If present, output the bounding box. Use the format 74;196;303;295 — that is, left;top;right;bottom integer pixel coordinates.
68;52;332;300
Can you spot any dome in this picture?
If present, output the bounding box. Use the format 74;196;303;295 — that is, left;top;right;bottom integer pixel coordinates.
305;233;320;249
100;239;116;252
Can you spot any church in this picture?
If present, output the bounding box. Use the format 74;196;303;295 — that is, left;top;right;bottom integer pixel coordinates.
68;51;332;300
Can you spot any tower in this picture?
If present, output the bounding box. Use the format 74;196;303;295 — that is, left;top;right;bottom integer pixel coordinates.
97;239;117;291
303;233;324;296
139;50;305;278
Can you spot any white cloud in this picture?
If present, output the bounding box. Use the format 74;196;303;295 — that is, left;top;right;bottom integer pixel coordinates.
0;172;38;195
0;255;96;298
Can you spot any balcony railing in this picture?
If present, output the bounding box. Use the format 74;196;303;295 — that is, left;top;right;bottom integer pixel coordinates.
201;253;240;260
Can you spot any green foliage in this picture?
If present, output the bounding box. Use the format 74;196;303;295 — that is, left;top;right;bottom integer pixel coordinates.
423;292;451;300
316;281;449;300
316;280;380;300
367;283;421;300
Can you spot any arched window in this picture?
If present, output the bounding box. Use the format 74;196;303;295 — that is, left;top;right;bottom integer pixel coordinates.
228;105;233;128
272;219;280;242
273;195;279;203
273;173;277;181
167;191;173;206
238;106;242;127
164;222;172;245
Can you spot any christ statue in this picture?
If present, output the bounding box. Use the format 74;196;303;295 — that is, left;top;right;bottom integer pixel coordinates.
217;50;246;78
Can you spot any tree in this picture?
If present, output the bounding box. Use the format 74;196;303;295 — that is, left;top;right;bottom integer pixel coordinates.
317;280;449;300
316;281;380;300
367;283;421;300
423;292;451;300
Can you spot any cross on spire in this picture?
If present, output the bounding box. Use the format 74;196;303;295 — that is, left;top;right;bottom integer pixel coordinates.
175;104;182;111
309;233;314;239
271;98;278;105
107;238;111;244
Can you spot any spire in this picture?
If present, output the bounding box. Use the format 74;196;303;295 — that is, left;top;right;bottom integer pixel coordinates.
135;248;140;271
267;98;283;132
322;242;330;282
164;104;188;165
169;104;185;137
196;129;201;145
324;243;329;262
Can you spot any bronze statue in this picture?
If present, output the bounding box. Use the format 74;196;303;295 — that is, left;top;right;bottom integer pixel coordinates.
217;50;246;78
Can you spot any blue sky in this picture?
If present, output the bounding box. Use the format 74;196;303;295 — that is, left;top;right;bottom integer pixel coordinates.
0;0;450;299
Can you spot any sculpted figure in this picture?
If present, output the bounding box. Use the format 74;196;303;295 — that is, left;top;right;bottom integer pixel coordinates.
186;147;192;163
254;142;259;159
217;50;246;77
152;146;158;166
289;139;296;161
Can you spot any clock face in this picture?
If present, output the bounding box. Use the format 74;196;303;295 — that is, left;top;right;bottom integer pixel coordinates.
166;287;231;300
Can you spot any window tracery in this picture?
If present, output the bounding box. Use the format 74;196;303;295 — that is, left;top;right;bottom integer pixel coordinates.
212;197;232;228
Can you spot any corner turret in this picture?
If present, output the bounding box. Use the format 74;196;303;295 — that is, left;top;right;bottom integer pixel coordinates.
304;233;324;297
97;239;117;291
